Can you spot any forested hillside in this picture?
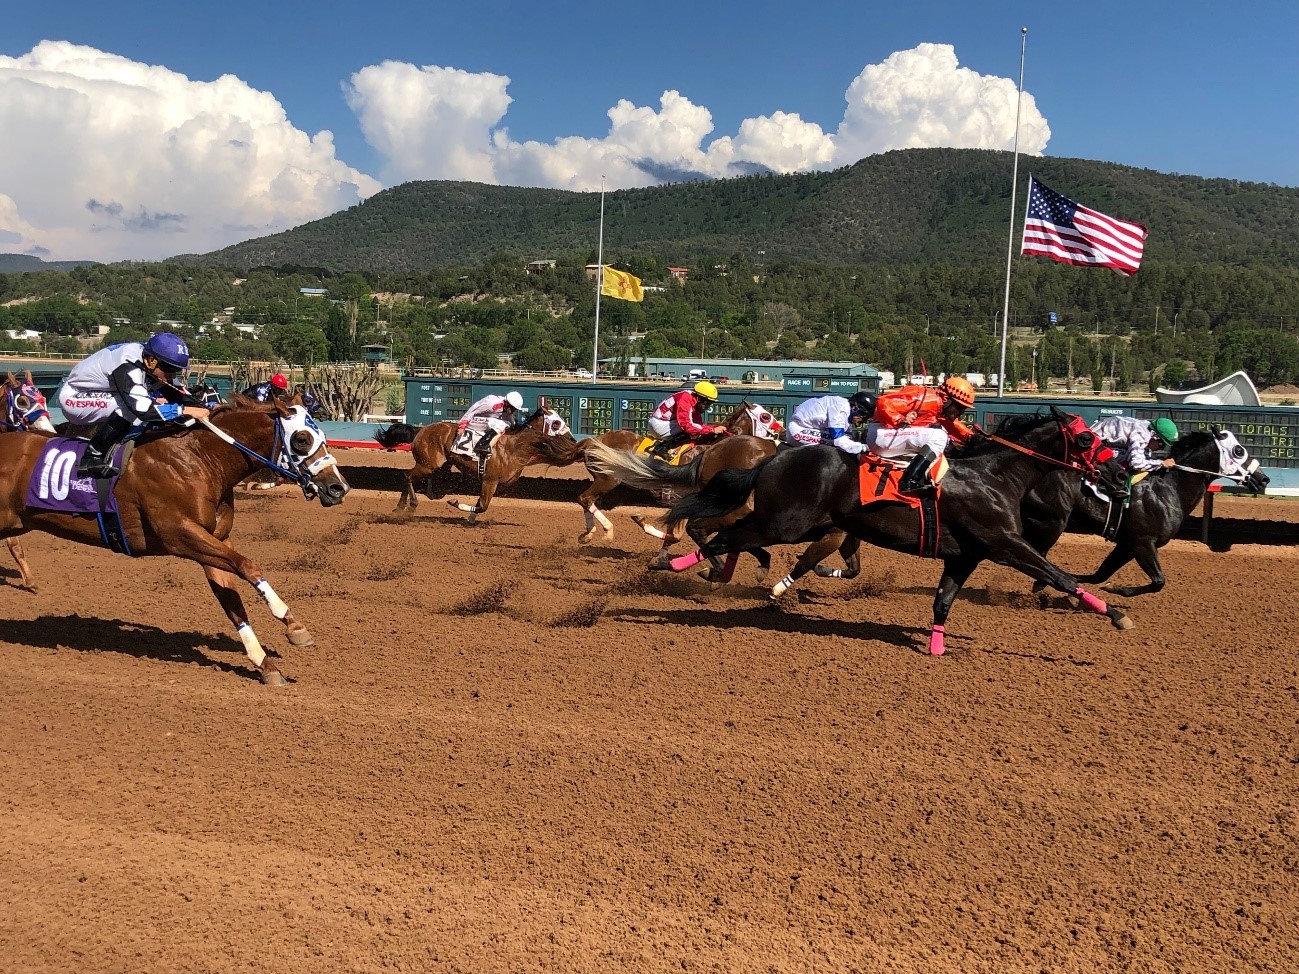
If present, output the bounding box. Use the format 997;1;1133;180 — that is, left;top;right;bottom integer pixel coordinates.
183;148;1299;272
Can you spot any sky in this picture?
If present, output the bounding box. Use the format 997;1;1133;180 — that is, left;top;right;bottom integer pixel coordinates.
2;0;1296;264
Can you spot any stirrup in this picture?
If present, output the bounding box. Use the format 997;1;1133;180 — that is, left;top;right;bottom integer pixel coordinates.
78;458;119;479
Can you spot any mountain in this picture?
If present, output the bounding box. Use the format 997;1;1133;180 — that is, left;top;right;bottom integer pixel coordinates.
0;254;99;273
181;148;1299;272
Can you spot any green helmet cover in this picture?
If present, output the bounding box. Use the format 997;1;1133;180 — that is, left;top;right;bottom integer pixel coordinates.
1152;417;1179;443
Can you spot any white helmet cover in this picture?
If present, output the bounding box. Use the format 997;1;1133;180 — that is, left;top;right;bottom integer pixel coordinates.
505;391;524;410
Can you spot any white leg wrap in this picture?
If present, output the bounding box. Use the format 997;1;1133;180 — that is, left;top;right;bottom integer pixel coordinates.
236;622;267;668
593;508;613;531
771;574;795;598
454;501;480;513
827;568;844;578
254;578;290;620
639;519;667;539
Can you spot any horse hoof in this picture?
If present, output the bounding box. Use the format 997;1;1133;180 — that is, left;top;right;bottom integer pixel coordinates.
578;530;595;545
1112;613;1135;631
259;663;288;686
287;627;314;647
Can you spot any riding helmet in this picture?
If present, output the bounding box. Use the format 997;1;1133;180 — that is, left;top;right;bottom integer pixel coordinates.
938;375;976;409
848;391;877;419
1153;417;1179;443
270;373;289;390
144;332;190;373
693;380;719;401
505;391;524;410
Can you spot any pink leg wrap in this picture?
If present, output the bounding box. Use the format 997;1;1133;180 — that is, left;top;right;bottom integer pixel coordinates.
1075;587;1108;614
669;549;706;572
929;623;946;656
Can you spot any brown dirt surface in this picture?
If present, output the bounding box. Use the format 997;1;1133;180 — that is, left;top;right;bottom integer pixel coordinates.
2;454;1297;973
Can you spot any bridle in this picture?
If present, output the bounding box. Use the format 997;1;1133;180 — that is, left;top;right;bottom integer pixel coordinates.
198;406;339;499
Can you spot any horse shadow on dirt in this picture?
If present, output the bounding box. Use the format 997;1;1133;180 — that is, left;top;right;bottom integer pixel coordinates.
1;614;266;680
607;603;939;655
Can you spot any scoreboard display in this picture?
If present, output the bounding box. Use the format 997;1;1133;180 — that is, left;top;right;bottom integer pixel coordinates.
444;383;474;421
579;397;616;435
537;395;573;429
620;398;659;433
1132;407;1299;467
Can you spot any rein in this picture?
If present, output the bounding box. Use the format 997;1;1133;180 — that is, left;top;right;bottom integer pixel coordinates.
1169;462;1245;483
984;432;1087;474
197;415;314;487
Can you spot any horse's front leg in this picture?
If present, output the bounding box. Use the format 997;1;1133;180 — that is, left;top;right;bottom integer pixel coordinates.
578;473;617;544
927;554;982;656
449;474;497;525
771;531;849;597
6;538;36;592
993;535;1135;631
1096;539;1166;598
171;521;309;685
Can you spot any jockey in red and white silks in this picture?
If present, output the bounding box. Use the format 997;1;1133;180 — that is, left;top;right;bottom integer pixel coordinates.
456;391;524;456
785;395;867;454
647;386;723;441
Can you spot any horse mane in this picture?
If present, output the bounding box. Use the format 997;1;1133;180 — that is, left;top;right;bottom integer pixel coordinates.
1171;429;1214;461
947;410;1058;459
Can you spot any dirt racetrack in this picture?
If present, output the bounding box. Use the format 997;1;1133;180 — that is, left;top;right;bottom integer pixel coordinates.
2;451;1297;973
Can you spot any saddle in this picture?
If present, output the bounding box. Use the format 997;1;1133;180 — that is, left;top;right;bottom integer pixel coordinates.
857;452;945;557
636;436;695;466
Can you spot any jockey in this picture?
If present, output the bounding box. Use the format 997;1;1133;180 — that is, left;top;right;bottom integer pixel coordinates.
1092;415;1178;473
647;380;727;458
865;376;978;494
59;332;211;478
785;392;874;454
458;390;524;460
243;373;290;402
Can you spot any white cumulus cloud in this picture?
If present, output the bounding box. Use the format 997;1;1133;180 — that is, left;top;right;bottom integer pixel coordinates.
347;42;1048;191
0;40;380;262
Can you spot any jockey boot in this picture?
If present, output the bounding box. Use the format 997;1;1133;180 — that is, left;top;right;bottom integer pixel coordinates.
650;431;689;460
475;430;498;474
78;413;134;479
898;447;938;495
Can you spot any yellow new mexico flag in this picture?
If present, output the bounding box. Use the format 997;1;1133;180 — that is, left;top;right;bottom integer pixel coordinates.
600;266;643;302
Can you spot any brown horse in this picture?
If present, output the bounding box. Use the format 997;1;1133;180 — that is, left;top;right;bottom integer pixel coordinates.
373;407;578;523
554;401;783;544
0;396;350;684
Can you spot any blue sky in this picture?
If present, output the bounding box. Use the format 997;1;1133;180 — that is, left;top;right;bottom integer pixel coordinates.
2;0;1296;262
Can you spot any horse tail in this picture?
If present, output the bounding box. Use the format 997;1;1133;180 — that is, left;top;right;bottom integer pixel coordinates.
584;440;703;491
665;461;768;524
375;422;419;449
535;434;585;467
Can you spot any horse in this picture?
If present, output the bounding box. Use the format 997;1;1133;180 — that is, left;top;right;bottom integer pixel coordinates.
3;371;54;433
1022;426;1270;597
636;408;1133;655
0;395;350;684
374;407;578;523
553;400;783;544
0;372;55;591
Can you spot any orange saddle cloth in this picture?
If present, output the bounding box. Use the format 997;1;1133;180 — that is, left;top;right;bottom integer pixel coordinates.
857;452;949;507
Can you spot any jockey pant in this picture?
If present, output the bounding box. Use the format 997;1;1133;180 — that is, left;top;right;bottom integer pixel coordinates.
785;419;829;447
865;423;949;459
58;386;136;427
646;416;676;438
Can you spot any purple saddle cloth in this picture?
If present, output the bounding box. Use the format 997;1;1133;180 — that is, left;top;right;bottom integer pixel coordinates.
25;438;122;515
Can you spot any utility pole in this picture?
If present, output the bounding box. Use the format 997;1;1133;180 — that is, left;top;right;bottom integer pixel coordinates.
1153;305;1160;336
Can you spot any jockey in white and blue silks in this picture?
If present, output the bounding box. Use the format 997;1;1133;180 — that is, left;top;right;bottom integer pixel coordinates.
58;332;211;478
785;394;871;455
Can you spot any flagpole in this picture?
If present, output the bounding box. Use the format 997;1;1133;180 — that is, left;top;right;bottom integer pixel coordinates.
592;177;606;382
997;26;1028;398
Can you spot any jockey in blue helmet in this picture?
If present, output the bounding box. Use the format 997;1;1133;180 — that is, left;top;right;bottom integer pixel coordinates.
58;332;211;478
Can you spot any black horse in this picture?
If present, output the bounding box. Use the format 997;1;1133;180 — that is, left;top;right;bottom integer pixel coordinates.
1022;426;1269;597
656;409;1133;655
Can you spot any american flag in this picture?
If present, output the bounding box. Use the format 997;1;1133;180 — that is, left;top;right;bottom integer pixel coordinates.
1021;177;1147;277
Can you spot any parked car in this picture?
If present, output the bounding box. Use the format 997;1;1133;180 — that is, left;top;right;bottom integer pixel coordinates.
573;368;593;379
709;375;729;384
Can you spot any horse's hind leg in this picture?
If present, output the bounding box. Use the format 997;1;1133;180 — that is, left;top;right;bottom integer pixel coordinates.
1092;540;1165;597
6;538;36;592
771;531;852;597
578;475;617;544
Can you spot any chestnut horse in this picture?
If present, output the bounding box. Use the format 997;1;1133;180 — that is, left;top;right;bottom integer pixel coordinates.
551;401;783;544
2;371;55;591
373;407;578;523
0;396;350;684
